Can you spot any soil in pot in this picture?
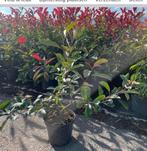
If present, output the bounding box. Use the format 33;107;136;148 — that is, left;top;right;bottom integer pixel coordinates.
43;109;75;146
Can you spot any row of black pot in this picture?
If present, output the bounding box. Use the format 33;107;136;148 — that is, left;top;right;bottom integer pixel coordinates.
0;67;58;92
113;95;147;119
0;67;18;83
130;95;147;118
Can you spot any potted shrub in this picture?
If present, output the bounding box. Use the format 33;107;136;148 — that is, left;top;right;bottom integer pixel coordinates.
0;59;76;146
0;7;146;147
0;96;76;146
0;50;133;147
0;35;139;147
0;32;121;146
0;34;91;145
0;44;80;146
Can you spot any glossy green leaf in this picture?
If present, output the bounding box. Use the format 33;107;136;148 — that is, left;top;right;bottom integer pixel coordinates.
93;104;100;113
55;53;65;62
80;82;91;101
62;45;74;53
93;58;108;68
99;81;110;93
39;39;60;49
130;64;139;71
120;74;129;87
130;60;145;71
64;21;77;35
130;73;138;81
0;100;11;110
84;104;92;117
98;86;103;97
94;95;105;103
92;72;112;81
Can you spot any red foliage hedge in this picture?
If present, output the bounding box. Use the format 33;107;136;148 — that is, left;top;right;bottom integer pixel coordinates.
0;7;145;37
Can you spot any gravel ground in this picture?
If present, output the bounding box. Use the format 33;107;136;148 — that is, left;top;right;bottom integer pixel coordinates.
0;94;147;151
0;115;147;151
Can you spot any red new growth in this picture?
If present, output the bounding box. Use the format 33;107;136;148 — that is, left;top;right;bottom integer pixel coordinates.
32;53;43;62
18;36;27;44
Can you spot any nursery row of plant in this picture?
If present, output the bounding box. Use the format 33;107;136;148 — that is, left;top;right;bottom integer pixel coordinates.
0;7;147;145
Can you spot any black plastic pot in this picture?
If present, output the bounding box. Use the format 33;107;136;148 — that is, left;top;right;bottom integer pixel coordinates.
130;95;147;118
5;67;18;83
43;110;75;146
41;81;49;90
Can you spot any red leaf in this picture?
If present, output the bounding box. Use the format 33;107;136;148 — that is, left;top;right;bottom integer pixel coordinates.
32;53;43;62
18;36;27;45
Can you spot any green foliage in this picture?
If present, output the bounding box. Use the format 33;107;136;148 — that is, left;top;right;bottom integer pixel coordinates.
129;59;147;97
1;8;147;126
39;38;60;49
0;100;11;110
93;58;108;68
99;81;110;93
64;21;77;36
84;104;93;117
80;83;91;101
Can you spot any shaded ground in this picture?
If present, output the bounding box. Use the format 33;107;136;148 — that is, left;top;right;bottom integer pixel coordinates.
1;94;147;151
0;113;147;151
